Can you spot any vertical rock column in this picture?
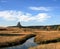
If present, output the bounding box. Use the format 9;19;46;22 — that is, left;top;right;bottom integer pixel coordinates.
17;22;22;28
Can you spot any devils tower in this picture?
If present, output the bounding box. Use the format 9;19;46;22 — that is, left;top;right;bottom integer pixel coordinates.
17;22;22;27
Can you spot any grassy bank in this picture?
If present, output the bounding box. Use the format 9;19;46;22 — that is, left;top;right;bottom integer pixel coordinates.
0;34;35;48
0;27;36;48
29;42;60;49
0;26;60;48
29;31;60;49
34;31;60;44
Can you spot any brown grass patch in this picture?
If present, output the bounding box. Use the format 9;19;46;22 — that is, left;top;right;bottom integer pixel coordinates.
34;31;60;44
29;42;60;49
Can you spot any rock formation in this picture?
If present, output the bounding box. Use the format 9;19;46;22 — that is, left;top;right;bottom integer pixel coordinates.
17;22;22;27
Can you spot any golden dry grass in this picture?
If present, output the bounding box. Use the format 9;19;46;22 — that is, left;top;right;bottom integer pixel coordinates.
0;26;60;48
34;31;60;44
29;42;60;49
0;27;35;47
0;34;35;47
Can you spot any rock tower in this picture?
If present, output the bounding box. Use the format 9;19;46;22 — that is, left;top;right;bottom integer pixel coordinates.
17;22;22;27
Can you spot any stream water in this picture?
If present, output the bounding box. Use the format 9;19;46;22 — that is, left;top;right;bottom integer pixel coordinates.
2;37;37;49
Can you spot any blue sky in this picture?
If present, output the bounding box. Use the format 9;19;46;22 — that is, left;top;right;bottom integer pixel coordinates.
0;0;60;26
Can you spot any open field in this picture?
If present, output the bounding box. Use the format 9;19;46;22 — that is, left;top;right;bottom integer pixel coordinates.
0;27;35;48
0;25;60;48
0;34;35;48
34;31;60;44
29;42;60;49
29;31;60;49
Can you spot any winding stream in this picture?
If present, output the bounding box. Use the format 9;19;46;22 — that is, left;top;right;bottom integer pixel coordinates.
1;37;37;49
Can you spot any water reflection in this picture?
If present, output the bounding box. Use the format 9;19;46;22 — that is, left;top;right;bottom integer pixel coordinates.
2;37;37;49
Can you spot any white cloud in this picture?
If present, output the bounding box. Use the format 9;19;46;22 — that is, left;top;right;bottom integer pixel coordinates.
18;13;51;22
0;10;17;21
35;13;51;22
29;7;51;11
0;10;51;22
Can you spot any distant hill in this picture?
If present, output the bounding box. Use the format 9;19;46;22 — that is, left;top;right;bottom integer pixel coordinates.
7;22;60;31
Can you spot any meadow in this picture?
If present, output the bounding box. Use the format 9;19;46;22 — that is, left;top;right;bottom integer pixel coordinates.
0;25;60;49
